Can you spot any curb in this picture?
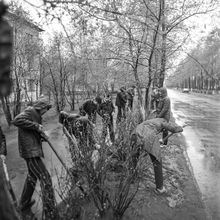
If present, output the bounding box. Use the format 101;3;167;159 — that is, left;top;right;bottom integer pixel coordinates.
180;134;212;220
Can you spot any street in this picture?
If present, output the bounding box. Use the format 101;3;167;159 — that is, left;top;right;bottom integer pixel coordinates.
168;89;220;220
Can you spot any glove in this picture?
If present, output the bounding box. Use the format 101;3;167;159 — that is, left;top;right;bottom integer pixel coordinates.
159;138;164;144
40;131;49;141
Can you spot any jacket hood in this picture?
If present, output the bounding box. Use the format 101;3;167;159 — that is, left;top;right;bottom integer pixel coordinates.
33;99;52;111
159;87;167;98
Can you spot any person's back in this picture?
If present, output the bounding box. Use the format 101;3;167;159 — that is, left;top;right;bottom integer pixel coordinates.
79;98;99;124
59;111;97;157
80;99;97;115
131;118;183;193
14;106;44;159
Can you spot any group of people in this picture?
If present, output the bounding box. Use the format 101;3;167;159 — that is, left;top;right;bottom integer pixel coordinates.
79;85;135;145
0;85;183;220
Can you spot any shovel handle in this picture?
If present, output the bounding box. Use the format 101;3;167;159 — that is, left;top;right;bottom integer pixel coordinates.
42;133;87;195
1;158;18;208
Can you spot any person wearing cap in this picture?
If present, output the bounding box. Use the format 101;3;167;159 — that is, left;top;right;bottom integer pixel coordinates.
115;86;127;123
130;118;183;194
13;99;57;220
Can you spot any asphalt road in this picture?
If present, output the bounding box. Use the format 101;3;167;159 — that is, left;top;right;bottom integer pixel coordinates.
168;89;220;220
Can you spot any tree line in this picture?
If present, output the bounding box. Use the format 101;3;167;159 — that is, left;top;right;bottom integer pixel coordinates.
0;0;218;126
167;28;220;92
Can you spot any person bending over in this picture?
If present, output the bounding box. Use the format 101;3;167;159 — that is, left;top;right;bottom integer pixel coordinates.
130;118;183;193
79;96;101;124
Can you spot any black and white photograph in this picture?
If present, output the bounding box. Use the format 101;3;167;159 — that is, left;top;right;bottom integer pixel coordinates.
0;0;219;219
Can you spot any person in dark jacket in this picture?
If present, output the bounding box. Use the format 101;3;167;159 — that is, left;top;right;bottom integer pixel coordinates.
156;87;171;145
79;97;101;124
115;86;127;123
59;111;97;159
131;118;183;193
127;86;135;111
151;87;160;110
98;95;115;144
13;99;57;220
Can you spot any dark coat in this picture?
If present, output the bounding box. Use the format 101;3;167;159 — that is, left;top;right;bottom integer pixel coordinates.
157;88;171;122
59;111;96;157
79;99;98;116
0;126;6;156
98;97;115;117
127;88;135;101
115;91;127;107
131;118;183;161
13;102;50;159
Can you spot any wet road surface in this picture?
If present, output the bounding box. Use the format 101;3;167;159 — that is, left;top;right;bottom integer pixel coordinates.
168;89;220;220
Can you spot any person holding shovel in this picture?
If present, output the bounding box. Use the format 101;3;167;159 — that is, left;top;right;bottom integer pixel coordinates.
130;118;183;194
13;99;58;220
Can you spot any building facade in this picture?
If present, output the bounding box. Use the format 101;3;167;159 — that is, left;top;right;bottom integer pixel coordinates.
4;11;43;103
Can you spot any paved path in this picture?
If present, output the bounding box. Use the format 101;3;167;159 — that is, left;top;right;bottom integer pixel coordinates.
169;89;220;220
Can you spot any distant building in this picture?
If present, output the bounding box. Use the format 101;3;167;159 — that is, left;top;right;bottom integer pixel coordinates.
4;11;43;103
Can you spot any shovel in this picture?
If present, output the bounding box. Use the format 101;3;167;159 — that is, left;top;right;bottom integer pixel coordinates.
1;157;18;209
41;131;86;195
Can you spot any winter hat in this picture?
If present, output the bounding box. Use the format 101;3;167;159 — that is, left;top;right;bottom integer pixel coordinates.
33;98;52;111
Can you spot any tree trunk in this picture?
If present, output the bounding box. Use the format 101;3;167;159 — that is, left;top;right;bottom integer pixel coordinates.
132;66;144;122
159;0;166;87
144;85;152;119
13;88;21;117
